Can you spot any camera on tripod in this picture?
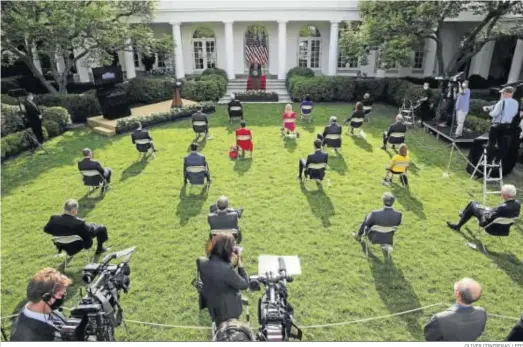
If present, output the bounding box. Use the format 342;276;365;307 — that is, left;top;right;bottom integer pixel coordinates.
248;255;303;342
59;247;136;341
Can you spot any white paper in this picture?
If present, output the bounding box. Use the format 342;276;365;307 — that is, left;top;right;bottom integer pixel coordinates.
258;255;301;276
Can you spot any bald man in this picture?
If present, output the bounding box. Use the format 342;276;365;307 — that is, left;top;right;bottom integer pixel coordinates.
424;278;487;341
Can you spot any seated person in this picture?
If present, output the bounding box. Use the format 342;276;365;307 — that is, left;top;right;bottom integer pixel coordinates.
77;147;112;193
300;94;314;119
298;139;329;181
184;143;211;185
131;121;156;153
345;102;366;134
214;319;255;342
446;184;520;233
506;315;523;341
382;144;410;187
353;192;402;242
235;121;253;155
381;114;407;150
362;93;373;118
44;199;109;255
228;94;243;121
320;116;342;150
208;196;243;242
192;107;209;138
281;103;299;137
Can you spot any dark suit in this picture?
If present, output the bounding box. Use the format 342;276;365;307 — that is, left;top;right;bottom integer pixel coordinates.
424;305;487;341
184;152;210;184
357;207;402;245
23;99;44;143
227;99;243;120
208;210;241;231
10;310;64;341
192;111;209;134
43;214;108;255
347;110;366;129
506;316;523;341
78;157;112;188
322;123;342;148
456;199;520;235
298;149;329;180
383;121;408;146
131;129;155;152
199;256;249;325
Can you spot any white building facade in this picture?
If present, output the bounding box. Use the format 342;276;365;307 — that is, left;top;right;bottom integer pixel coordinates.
71;1;523;84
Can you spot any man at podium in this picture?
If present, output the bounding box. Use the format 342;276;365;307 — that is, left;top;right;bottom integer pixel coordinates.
249;59;262;90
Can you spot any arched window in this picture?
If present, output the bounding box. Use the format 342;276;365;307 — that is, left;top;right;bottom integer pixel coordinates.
192;27;216;71
298;25;321;69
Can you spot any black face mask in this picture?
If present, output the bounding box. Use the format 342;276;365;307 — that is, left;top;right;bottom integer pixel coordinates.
48;296;65;310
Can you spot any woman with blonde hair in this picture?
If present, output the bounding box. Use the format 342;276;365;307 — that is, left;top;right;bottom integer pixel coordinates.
281;103;299;137
382;143;410;187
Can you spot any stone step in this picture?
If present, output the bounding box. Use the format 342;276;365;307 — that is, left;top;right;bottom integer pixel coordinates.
92;126;115;136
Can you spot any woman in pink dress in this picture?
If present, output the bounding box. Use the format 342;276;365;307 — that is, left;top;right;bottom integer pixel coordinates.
281;104;299;137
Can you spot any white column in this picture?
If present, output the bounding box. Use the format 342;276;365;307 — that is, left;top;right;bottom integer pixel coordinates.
277;20;288;80
328;21;339;76
468;41;495;79
224;20;235;80
73;48;90;82
170;22;185;79
31;45;42;75
423;38;437;77
123;39;136;80
508;39;523;84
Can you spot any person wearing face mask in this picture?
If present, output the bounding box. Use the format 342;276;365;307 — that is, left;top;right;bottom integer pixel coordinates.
11;267;71;341
454;81;471;137
439;82;457;128
23;92;45;144
417;82;433;122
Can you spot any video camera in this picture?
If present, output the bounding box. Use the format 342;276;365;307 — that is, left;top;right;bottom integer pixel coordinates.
249;256;303;342
59;247;136;341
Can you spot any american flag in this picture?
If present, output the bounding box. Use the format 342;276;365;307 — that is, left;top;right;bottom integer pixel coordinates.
245;31;269;65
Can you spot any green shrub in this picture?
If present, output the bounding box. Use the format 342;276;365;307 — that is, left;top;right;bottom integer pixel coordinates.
286;67;315;89
1;127;49;161
1;104;26;137
42;106;71;131
126;77;172;106
201;68;228;81
469;99;492;119
181;79;223;102
36;93;101;123
1;94;18;105
200;74;227;97
43;120;61;138
1;75;56;94
465;115;491;133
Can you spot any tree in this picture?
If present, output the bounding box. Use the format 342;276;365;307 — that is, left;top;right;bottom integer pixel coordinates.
1;1;173;94
339;1;523;77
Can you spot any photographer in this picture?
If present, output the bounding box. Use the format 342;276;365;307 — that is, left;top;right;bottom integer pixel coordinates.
11;268;71;341
439;82;457;128
199;233;249;327
23;93;45;145
487;86;519;163
213;319;255;342
454;80;470;137
417;82;433;121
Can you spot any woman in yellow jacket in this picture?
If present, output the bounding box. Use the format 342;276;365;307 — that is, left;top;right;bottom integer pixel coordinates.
382;144;410;187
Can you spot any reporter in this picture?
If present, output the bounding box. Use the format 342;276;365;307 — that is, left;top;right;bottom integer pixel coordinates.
199;233;249;326
11;268;71;341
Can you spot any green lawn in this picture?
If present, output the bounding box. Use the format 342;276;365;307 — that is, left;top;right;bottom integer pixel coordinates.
1;103;522;341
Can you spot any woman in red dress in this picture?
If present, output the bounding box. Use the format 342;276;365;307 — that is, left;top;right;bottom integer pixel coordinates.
281;104;299;137
235;120;253;155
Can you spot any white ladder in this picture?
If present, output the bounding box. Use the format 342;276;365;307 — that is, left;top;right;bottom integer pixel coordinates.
399;99;416;127
470;146;503;204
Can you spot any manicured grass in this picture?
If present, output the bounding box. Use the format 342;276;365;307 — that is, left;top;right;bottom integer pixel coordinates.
1;103;522;341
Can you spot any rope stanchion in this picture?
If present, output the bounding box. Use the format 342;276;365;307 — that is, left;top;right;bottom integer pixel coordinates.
0;314;19;320
123;319;211;330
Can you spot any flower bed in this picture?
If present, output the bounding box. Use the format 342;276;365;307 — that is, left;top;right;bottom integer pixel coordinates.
115;102;215;134
235;90;279;102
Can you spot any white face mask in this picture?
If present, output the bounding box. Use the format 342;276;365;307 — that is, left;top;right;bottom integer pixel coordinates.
423;85;429;90
462;84;468;89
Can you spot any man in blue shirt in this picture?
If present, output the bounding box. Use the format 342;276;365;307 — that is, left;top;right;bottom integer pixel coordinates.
487;86;519;163
454;81;470;137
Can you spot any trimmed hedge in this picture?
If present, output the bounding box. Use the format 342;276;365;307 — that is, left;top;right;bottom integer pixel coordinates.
42;106;72;132
464;115;491;133
1;94;18;105
127;77;173;105
115;101;216;134
1;127;49;161
285;67;315;89
202;68;228;81
35;93;101;123
1;104;26;137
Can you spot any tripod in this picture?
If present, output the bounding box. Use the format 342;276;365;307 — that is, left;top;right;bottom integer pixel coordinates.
14;96;47;154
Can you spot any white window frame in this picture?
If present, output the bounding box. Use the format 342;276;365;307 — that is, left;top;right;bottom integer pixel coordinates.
338;54;359;70
298;37;322;70
412;48;425;72
192;38;217;72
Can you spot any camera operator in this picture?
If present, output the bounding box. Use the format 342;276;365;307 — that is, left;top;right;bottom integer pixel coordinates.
439;81;457;128
213;319;255;342
199;233;249;327
454;80;470;137
23;92;45;145
11;268;71;341
487;86;520;163
417;82;433;121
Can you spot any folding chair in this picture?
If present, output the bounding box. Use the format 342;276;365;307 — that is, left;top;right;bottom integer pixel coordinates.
323;134;342;154
229;106;243;123
361;225;398;260
192;121;208;137
52;235;91;272
349;117;365;134
363;106;373;121
80;170;109;195
236;134;253;157
304;162;327;185
385;160;410;187
300;105;313;123
466;217;518;254
385;132;406;150
186;165;210;186
134;138;156;158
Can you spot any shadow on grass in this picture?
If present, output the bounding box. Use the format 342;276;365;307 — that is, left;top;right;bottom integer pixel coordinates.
392;187;426;220
176;184;209;226
187;137;207;152
300;182;335;227
351;135;374;153
300;121;315;134
327;152;348;175
368;254;424;340
234;157;252;176
77;192;105;219
283;137;298;152
120;157;151;182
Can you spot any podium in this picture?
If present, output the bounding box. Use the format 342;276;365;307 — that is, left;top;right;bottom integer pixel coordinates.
249;63;262;90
